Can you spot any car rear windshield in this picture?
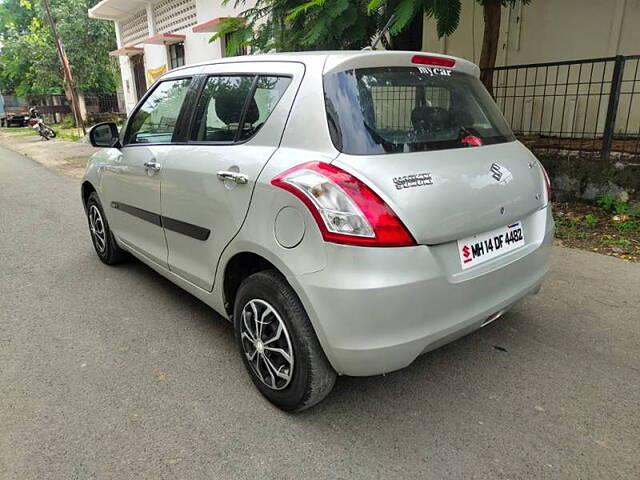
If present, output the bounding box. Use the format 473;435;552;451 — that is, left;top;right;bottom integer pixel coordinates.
324;66;515;155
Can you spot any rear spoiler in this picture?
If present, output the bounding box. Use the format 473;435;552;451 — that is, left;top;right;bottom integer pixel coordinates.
322;51;480;78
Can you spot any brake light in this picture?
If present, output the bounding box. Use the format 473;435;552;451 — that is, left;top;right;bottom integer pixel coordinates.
271;162;416;247
540;163;552;203
411;55;455;68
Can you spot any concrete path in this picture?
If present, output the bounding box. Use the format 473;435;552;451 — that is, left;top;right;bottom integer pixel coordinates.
0;128;95;178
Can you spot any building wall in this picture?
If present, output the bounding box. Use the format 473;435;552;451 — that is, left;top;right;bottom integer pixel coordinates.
117;56;136;113
421;0;640;138
421;0;637;65
114;0;249;113
113;22;136;114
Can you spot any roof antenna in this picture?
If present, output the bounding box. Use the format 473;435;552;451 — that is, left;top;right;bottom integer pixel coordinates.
363;14;395;51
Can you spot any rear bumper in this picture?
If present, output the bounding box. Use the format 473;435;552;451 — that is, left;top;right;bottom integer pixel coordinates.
292;206;554;376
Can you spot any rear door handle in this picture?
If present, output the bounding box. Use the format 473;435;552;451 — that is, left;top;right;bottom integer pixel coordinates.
217;171;248;184
144;160;161;172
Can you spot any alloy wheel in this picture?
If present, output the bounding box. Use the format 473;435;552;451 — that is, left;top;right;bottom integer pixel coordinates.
240;299;294;390
88;204;107;253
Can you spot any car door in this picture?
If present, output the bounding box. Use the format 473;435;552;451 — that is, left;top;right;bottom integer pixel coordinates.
158;62;304;290
100;77;193;267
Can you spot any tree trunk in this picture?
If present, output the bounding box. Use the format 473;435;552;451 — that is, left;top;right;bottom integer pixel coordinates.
391;12;424;51
62;82;77;127
479;1;502;96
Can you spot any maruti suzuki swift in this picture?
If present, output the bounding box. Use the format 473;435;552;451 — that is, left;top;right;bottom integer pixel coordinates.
82;51;553;411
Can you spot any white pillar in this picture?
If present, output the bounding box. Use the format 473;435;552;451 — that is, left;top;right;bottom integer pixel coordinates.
146;3;156;36
114;19;123;47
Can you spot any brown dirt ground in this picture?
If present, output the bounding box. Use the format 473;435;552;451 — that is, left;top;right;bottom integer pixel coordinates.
553;201;640;262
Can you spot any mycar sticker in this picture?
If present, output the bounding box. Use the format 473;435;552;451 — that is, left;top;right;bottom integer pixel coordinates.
417;66;452;77
458;222;525;270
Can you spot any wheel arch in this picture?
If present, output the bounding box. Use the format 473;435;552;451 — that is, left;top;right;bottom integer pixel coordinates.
222;251;279;317
81;180;96;212
219;246;339;373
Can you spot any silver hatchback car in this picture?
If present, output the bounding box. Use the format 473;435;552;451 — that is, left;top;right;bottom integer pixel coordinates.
83;51;553;411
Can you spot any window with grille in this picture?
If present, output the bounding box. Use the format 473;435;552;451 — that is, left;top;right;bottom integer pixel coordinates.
153;0;197;34
120;9;149;46
168;43;185;70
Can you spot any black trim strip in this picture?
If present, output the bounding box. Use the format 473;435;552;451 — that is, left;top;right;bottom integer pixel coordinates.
111;202;210;241
112;202;161;226
162;216;210;241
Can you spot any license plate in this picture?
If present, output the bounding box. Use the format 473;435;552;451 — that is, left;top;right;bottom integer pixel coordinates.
457;221;525;270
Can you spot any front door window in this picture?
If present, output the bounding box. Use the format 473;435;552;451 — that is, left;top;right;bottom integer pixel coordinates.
125;78;192;144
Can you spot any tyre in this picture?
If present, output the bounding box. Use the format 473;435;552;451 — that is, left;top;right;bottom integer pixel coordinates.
46;127;56;139
86;191;128;265
234;271;336;412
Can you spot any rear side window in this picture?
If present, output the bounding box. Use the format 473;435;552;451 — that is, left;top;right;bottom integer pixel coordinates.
191;76;254;142
125;78;191;144
324;67;514;155
190;75;291;143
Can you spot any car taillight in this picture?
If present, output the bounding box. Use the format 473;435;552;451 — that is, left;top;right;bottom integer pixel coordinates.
271;162;416;247
540;163;552;203
411;55;456;68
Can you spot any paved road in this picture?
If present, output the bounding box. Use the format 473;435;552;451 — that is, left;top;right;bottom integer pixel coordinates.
1;147;639;479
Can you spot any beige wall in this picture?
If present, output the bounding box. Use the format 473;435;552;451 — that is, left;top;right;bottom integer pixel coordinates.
422;0;638;66
422;0;640;138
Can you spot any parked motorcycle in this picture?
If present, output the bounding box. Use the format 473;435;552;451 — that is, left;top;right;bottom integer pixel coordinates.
28;107;56;140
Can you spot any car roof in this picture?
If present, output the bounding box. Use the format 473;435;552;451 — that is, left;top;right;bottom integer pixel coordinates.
163;50;480;80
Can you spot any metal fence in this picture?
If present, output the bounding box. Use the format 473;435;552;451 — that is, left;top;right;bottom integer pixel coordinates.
486;55;640;160
6;93;124;122
83;93;122;114
27;94;69;116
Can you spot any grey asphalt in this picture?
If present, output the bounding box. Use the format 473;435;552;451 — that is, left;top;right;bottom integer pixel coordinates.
1;146;639;479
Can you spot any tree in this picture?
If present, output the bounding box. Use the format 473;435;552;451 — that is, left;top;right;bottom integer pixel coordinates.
214;0;529;95
210;0;382;54
370;0;530;95
0;0;119;96
0;0;58;94
476;0;530;95
210;0;460;55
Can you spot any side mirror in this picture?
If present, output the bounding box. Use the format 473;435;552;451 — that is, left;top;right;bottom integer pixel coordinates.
89;122;121;148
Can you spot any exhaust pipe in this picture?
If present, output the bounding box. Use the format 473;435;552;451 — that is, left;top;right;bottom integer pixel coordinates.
481;309;506;327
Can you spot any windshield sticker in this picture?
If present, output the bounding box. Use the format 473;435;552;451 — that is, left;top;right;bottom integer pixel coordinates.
417;66;452;77
393;173;433;190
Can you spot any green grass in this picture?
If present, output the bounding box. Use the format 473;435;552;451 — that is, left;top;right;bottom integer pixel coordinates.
1;125;84;141
0;127;35;137
55;126;84;141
